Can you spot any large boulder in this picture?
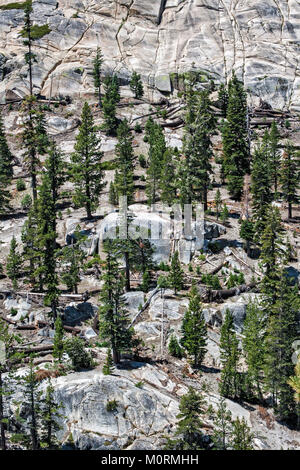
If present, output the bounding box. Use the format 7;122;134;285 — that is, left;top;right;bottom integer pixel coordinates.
1;0;298;108
98;205;226;264
51;369;179;450
63;302;97;326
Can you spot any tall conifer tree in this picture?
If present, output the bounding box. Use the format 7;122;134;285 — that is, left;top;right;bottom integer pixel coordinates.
280;142;299;219
222;72;249;200
70;102;105;219
114;119;136;205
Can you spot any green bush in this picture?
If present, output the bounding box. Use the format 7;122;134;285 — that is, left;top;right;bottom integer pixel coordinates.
138;154;147;168
134;123;142;133
16;179;26;191
0;2;27;10
30;24;51;40
106;400;118;412
201;273;221;289
64;337;93;371
21;194;32;210
226;272;245;288
208;241;222;254
135;381;144;388
168;334;183;358
157;261;170;272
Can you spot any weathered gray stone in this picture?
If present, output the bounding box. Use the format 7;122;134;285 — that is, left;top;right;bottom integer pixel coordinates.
0;0;298;108
155;74;172;93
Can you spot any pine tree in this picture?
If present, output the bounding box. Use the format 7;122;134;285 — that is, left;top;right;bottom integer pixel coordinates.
64;336;93;371
132;238;155;275
220;203;229;225
0;111;13;179
230;417;254;450
59;232;86;294
242;301;266;401
251;140;273;241
20;0;34;96
219;309;241;399
264;121;281;196
36;173;59;320
6;236;22;290
211;397;233;450
218;83;229;117
40;380;63;449
214;188;222;221
166;387;207;450
114;119;136;205
99;240;135;363
280;142;299;219
140;269;150;293
112;208;137;292
239;218;255;256
44;140;65;214
13;358;40;449
53;316;64;361
0;320;23;451
159;148;178;205
146;120;166;206
130;71;144;99
260;206;285;304
180;285;207;368
93;46;103;107
102;348;115;375
109;182;118;206
102;75;120;136
21;203;41;288
288;358;300;429
264;272;300;424
0;174;10;214
70;102;105;219
21;97;48;202
179;89;216;209
221;72;249;200
168;251;184;295
168;334;183;358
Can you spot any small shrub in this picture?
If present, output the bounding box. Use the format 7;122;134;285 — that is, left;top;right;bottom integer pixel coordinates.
135;381;144;388
106;400;118;412
21;194;32;210
157;261;170;272
16;179;26;191
168;334;183;358
138;154;147;168
30;24;51;40
0;2;27;10
208;241;222;254
201;273;221;289
10;308;18;316
134;123;142;133
64;337;93;371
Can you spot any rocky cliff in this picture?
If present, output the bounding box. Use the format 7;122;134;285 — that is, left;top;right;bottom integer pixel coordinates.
0;0;299;110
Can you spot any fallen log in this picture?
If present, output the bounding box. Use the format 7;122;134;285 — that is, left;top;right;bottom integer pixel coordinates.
17;344;54;354
1;316;16;325
36;320;80;334
15;324;36;331
129;287;159;327
207;282;257;302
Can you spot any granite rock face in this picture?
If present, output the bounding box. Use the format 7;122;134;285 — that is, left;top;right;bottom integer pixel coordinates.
0;0;298;110
98;204;226;264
